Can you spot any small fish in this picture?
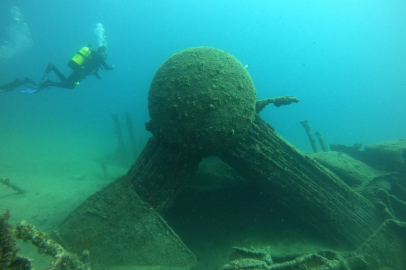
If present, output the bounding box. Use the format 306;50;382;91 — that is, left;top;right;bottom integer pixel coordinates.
244;64;250;69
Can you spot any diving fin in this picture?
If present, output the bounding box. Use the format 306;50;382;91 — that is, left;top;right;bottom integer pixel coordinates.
20;89;38;94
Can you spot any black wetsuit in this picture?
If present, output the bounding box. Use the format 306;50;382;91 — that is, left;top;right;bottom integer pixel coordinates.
0;48;113;93
46;49;113;89
0;77;38;92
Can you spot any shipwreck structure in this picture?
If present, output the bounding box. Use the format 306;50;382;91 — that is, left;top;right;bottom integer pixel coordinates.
51;47;404;269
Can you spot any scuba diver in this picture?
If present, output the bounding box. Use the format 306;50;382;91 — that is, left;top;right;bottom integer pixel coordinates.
0;45;114;93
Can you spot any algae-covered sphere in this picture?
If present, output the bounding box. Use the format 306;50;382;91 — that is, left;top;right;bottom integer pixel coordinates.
148;47;256;155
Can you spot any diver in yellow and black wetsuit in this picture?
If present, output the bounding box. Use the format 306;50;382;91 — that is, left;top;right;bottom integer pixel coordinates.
40;45;114;90
0;45;114;93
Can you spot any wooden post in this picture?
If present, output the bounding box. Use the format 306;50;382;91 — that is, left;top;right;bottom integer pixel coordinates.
112;114;127;165
125;112;138;159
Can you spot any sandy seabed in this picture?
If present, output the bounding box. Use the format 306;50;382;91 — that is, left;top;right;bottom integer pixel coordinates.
0;135;127;269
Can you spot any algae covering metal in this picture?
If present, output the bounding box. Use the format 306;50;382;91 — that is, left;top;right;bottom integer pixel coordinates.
148;47;256;155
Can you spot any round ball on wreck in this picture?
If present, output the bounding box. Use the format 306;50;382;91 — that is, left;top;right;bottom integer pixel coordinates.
148;47;257;155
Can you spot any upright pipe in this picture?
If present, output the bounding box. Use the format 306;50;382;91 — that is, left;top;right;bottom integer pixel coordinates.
112;114;126;165
125;112;138;159
300;120;318;153
315;131;328;152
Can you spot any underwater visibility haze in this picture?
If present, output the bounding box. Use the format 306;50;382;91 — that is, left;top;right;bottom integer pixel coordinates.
1;1;406;270
1;0;405;151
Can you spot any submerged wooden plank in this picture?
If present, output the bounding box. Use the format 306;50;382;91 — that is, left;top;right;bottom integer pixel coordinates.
220;115;385;248
55;174;197;268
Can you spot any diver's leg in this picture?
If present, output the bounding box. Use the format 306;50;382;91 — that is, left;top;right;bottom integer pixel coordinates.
45;72;80;89
39;70;82;90
22;77;39;88
0;78;25;91
38;64;74;90
23;77;37;84
46;63;67;82
47;80;76;89
63;71;83;89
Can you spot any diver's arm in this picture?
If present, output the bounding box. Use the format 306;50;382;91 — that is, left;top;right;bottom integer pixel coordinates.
101;60;114;70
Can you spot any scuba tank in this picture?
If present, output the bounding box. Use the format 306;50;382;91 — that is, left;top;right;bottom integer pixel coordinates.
68;46;92;71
